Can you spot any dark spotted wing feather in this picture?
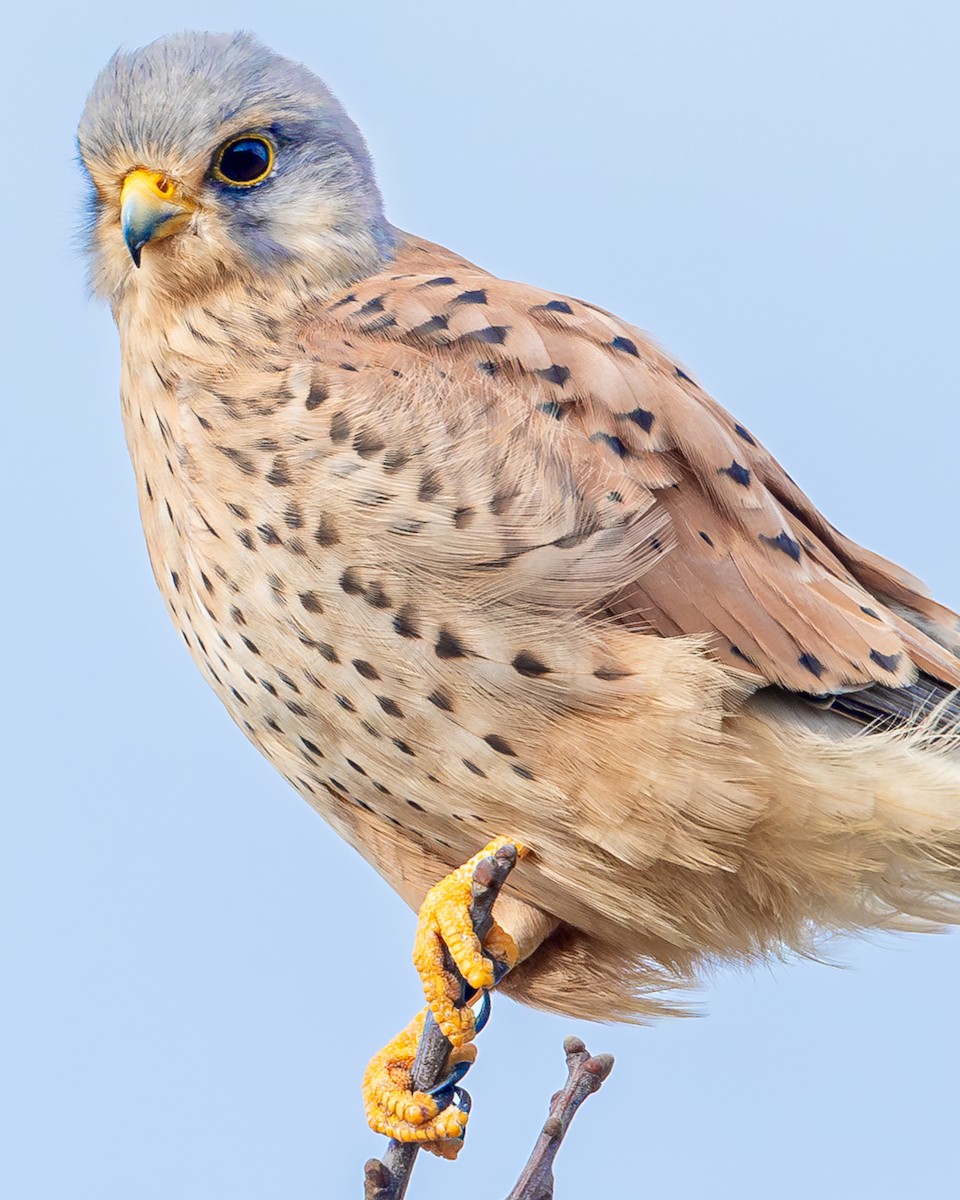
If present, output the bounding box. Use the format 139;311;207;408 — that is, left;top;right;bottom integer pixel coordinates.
310;232;960;712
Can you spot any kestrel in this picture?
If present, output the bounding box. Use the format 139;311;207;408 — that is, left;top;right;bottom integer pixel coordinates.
79;32;960;1155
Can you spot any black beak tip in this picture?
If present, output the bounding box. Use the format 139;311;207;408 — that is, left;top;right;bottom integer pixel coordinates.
128;240;144;268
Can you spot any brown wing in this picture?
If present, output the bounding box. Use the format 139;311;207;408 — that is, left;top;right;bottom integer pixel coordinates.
306;231;960;697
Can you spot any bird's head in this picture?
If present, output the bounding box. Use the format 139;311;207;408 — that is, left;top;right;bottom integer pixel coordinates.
77;31;394;308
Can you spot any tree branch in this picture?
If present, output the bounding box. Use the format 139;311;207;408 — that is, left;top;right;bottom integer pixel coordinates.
364;842;520;1200
505;1036;615;1200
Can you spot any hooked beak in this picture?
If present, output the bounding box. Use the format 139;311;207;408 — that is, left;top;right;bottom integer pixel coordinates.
120;169;196;267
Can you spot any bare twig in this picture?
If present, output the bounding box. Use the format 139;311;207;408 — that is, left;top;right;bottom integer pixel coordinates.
363;842;520;1200
506;1037;615;1200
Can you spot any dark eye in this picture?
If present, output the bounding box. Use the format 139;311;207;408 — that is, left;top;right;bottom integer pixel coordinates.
213;135;275;187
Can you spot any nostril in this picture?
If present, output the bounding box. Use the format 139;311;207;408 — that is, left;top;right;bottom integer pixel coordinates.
157;176;173;195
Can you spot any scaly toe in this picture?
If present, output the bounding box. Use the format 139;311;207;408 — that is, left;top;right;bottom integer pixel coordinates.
413;838;525;1046
362;1010;474;1153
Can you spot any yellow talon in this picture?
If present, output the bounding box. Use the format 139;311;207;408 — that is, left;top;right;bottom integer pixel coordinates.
363;1009;476;1158
413;837;527;1045
363;838;527;1157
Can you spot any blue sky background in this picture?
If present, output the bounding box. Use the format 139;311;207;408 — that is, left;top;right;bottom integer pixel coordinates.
3;3;960;1197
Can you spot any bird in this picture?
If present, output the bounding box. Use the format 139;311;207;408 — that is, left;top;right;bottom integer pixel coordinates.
78;30;960;1155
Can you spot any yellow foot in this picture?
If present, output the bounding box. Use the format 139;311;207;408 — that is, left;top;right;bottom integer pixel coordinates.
363;1009;477;1159
363;838;527;1157
413;837;528;1046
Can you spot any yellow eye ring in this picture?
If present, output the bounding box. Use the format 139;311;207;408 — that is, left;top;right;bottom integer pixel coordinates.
212;135;275;187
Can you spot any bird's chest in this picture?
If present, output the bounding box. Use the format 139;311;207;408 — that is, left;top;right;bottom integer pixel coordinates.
117;322;535;864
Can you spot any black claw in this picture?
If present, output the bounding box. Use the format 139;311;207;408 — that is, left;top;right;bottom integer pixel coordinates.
473;988;492;1034
491;957;511;985
452;1086;472;1115
427;1058;473;1101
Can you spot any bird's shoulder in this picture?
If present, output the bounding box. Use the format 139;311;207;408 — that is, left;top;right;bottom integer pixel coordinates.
296;233;960;696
